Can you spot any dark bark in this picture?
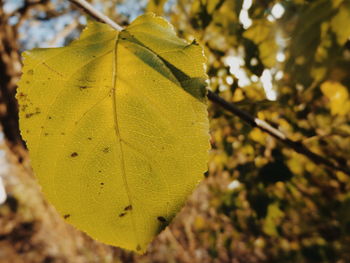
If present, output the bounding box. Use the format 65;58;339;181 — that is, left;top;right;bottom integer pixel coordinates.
0;5;23;149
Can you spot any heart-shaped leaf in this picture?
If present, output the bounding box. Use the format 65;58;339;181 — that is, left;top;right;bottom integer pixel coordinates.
17;13;209;253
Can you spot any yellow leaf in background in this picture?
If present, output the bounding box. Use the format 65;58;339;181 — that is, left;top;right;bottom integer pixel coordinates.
191;0;224;15
243;20;278;68
311;66;327;82
263;203;284;236
206;0;225;13
331;3;350;45
16;14;210;253
321;81;350;116
232;88;244;102
249;128;266;145
146;0;167;15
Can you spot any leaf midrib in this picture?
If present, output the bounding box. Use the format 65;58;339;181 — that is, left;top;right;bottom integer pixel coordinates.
111;32;139;245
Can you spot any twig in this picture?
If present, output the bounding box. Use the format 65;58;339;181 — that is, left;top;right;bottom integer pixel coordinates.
69;0;123;31
207;91;350;176
67;0;350;176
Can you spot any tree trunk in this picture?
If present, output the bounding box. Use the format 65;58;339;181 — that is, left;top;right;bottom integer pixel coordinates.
0;5;24;154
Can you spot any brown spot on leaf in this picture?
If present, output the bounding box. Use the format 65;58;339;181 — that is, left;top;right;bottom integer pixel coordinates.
157;216;167;223
17;92;27;98
124;205;132;211
27;69;34;75
79;85;91;90
25;112;37;118
102;147;110;153
21;105;28;112
63;214;70;219
136;244;141;251
70;152;78;157
119;212;126;217
24;107;41;118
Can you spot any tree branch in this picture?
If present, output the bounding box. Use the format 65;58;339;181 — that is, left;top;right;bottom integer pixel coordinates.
67;0;350;176
69;0;123;31
207;91;350;176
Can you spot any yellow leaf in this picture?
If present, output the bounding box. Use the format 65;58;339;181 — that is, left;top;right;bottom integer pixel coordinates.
243;20;278;68
249;128;266;145
16;14;210;253
331;3;350;45
263;203;284;236
146;0;167;15
320;81;350;115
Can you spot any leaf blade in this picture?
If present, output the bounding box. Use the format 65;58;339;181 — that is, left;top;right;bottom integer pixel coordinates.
17;14;209;253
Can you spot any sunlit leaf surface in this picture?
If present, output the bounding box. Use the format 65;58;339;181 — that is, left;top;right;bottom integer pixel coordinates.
16;13;210;253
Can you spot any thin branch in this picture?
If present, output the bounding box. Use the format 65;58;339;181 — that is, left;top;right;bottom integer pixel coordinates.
69;0;123;31
207;91;350;176
66;0;350;176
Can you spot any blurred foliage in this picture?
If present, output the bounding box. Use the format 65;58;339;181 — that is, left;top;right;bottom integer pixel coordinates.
163;0;350;261
3;0;350;262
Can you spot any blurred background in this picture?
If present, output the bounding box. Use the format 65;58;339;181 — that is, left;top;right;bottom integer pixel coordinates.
0;0;350;262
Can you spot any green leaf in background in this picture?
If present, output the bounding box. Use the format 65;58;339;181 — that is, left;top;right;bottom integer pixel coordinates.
16;13;210;253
